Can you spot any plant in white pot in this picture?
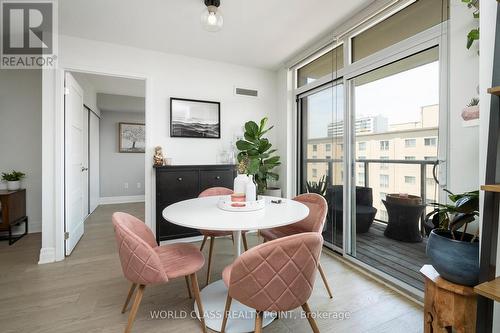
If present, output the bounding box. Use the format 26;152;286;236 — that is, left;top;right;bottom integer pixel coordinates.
1;170;26;191
236;117;281;196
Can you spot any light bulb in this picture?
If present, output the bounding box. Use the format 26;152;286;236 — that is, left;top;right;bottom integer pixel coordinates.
207;12;217;26
201;6;223;32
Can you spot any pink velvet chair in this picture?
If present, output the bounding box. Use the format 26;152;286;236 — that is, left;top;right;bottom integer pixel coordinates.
198;187;249;285
220;233;323;333
112;212;207;333
259;193;333;298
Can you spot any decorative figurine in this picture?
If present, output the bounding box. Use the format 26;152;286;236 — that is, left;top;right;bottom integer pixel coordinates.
153;146;164;167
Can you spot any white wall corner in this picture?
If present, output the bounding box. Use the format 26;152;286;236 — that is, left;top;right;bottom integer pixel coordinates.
38;247;56;264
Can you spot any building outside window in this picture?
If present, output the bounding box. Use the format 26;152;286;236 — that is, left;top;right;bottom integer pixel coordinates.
405;139;416;148
405;156;416;160
313;144;318;152
326;144;331;152
425;156;437;160
380;192;387;200
380;174;389;188
380;140;389;150
424;137;437;146
312;168;317;177
405;176;416;184
359;142;366;151
380;156;389;170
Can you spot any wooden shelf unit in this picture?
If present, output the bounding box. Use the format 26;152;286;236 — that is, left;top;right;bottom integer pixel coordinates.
481;184;500;193
488;86;500;96
474;277;500;302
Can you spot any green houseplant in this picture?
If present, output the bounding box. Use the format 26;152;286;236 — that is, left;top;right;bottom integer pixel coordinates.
236;117;281;194
306;175;328;196
425;189;480;286
1;170;26;191
462;0;479;50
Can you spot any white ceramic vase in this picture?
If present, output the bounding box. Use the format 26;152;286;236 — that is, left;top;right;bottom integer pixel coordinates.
7;181;21;191
245;175;257;202
233;174;249;195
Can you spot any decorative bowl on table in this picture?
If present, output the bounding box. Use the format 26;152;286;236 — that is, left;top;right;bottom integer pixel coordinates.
217;195;266;212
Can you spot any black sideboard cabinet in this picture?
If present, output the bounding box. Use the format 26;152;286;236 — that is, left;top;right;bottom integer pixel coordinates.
155;164;236;242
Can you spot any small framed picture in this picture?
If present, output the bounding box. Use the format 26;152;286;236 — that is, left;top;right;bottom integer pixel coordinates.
119;122;145;153
170;98;220;138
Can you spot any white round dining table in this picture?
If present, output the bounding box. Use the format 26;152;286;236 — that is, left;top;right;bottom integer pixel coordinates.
162;195;309;333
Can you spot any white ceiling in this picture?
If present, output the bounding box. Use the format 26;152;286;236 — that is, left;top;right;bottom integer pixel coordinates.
72;72;145;97
59;0;371;70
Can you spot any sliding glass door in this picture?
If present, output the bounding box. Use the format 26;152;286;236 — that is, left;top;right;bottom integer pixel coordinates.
299;82;344;250
347;47;441;289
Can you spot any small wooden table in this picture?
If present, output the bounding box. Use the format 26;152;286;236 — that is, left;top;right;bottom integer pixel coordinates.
0;189;28;245
420;265;477;333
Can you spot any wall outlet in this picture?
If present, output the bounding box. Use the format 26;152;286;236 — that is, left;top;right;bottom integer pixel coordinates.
124;182;129;189
137;182;141;189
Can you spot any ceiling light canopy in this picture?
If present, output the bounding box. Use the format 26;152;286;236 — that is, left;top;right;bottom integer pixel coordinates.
201;0;223;32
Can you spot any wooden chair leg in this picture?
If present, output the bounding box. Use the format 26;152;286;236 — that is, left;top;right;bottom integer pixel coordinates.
191;273;207;333
301;302;320;333
121;283;137;313
200;236;208;251
242;233;249;251
318;262;333;299
185;275;192;299
255;311;263;333
206;236;215;285
221;294;232;333
125;284;145;333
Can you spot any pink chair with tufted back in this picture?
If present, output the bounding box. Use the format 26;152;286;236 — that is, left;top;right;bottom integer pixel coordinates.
259;193;333;298
198;187;249;285
220;232;324;333
113;212;207;333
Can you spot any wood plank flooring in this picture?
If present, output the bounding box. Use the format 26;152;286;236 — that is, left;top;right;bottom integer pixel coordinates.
0;203;423;333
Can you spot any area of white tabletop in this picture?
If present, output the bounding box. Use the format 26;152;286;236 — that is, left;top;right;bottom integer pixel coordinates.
162;195;309;231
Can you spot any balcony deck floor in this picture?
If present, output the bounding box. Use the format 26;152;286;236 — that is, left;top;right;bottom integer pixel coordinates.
325;222;429;291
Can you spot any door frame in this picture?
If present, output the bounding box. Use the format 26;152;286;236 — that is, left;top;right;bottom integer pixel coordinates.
48;65;150;262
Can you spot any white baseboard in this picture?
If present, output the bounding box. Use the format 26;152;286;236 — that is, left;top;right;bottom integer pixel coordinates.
38;247;56;264
99;195;145;205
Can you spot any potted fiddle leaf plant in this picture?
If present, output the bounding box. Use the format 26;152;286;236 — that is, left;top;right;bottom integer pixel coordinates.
1;170;26;191
425;189;480;286
236;117;281;195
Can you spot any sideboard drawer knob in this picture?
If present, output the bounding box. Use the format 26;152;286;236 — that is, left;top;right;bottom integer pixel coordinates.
215;176;221;180
177;177;183;181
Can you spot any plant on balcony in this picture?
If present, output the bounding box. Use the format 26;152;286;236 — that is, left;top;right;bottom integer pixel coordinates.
236;117;281;194
425;188;480;286
306;175;328;196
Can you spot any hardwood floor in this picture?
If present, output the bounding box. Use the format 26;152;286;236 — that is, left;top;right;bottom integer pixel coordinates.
0;203;423;333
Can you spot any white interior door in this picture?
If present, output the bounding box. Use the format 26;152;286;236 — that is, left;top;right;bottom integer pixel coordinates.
89;111;100;213
82;107;89;217
65;72;86;255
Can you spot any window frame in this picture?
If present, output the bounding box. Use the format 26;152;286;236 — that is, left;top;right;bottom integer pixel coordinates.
292;0;449;293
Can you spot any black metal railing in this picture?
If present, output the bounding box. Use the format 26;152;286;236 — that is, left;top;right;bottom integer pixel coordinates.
304;158;439;225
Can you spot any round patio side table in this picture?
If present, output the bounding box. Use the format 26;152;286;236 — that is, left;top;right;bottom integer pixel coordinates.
382;199;426;243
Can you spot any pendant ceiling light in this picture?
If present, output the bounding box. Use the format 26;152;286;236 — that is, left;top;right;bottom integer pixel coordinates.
201;0;223;32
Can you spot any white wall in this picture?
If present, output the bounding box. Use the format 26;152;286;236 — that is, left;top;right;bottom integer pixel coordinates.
447;2;480;196
0;70;42;233
41;35;278;262
99;110;145;199
478;1;499;330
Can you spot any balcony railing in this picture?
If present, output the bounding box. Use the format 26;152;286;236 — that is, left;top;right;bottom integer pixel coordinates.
304;158;439;227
